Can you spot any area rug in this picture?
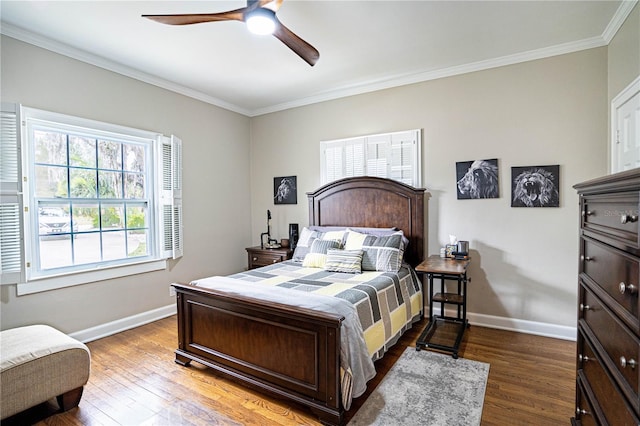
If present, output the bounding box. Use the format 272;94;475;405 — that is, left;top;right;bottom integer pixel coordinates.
348;347;490;426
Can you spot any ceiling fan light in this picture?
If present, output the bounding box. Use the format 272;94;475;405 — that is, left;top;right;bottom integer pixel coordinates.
246;8;276;35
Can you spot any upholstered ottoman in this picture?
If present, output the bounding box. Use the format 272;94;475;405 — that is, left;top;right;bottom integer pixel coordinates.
0;324;91;420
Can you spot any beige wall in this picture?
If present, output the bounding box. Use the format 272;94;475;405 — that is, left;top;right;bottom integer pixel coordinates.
0;36;252;334
607;3;639;171
250;48;608;330
608;3;639;102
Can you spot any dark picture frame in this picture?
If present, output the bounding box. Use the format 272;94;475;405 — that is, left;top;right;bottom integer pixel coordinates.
456;158;499;199
274;176;297;205
511;165;560;207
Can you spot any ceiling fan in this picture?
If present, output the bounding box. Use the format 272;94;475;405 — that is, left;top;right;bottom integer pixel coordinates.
142;0;319;66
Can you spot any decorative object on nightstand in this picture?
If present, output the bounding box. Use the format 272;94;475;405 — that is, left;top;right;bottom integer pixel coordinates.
415;255;471;359
260;209;280;249
246;246;292;270
289;223;299;250
572;169;640;425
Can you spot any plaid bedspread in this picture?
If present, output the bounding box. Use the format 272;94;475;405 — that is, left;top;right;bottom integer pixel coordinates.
228;260;423;361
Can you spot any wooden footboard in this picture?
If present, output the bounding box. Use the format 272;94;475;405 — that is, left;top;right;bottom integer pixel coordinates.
172;282;345;425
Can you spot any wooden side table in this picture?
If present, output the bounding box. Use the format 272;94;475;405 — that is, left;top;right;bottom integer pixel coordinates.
246;246;292;270
415;255;471;358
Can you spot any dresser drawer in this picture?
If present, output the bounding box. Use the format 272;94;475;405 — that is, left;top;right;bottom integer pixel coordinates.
582;237;639;330
579;328;640;425
574;375;599;426
581;284;640;408
250;252;286;267
582;192;639;251
246;246;292;270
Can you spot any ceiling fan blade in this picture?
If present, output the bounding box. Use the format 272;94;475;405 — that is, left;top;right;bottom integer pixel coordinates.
258;0;284;12
273;19;319;66
143;8;245;25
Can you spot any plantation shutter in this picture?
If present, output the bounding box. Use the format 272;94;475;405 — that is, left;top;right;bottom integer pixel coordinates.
365;134;390;179
0;103;24;285
390;130;420;186
345;139;365;177
320;137;365;184
159;135;183;259
321;129;421;187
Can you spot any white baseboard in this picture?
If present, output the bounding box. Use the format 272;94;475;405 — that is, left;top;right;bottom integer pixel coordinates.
69;303;576;345
433;307;577;341
70;304;177;343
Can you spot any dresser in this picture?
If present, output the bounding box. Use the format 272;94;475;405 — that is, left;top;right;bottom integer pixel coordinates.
245;246;292;270
573;169;640;425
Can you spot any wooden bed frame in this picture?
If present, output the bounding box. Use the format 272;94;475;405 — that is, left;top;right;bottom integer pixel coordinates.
172;177;426;425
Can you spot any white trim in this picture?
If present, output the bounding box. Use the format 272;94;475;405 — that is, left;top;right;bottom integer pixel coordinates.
69;303;176;343
253;36;607;116
0;23;252;117
602;0;639;44
432;307;576;341
22;106;160;142
1;0;634;118
467;312;576;341
16;259;167;295
611;75;640;173
70;303;575;345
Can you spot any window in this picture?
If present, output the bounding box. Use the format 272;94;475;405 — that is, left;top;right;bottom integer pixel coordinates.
320;129;422;187
0;104;182;294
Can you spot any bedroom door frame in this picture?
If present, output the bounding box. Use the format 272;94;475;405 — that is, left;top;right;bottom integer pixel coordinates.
611;75;640;173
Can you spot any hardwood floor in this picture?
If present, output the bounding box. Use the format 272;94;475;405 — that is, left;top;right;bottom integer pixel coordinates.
4;315;576;426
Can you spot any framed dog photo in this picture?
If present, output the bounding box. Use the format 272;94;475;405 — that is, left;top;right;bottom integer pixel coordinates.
274;176;297;205
456;159;499;199
511;165;560;207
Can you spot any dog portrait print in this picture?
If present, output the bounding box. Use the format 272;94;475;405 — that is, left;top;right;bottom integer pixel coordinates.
511;165;559;207
456;159;499;199
273;176;297;205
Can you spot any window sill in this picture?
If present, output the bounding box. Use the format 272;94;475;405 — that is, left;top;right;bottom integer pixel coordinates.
16;259;167;296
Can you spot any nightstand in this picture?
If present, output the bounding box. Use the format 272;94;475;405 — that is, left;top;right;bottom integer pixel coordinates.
246;246;293;270
415;255;471;359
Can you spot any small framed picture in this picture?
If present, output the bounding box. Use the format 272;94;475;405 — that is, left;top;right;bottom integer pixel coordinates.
445;244;457;258
511;165;559;207
456;159;499;199
274;176;297;205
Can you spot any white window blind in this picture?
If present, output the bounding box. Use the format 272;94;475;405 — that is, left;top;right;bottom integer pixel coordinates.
0;103;24;285
159;135;183;260
320;129;421;187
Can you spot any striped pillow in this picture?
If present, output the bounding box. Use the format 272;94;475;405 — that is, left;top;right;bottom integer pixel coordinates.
302;239;341;268
344;230;405;272
324;249;363;274
293;228;345;262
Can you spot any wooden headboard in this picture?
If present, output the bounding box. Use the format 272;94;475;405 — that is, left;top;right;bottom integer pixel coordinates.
307;176;426;267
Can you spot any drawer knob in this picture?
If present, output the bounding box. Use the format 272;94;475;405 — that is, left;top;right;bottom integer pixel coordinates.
578;354;590;363
576;408;588;416
272;259;277;263
621;214;638;224
582;210;593;217
579;303;590;311
252;257;258;261
619;282;637;295
580;255;594;262
620;356;637;369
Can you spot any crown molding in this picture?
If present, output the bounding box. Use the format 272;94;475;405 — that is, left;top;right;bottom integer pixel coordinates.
602;0;638;43
0;22;252;117
2;0;635;118
251;35;608;116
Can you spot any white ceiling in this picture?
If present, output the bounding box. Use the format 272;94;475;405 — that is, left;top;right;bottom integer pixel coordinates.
0;1;635;117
